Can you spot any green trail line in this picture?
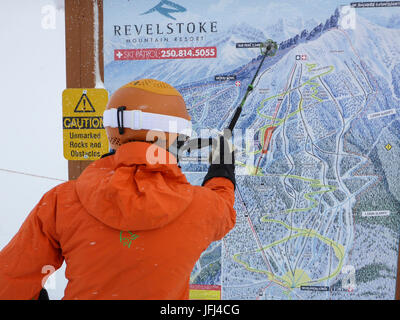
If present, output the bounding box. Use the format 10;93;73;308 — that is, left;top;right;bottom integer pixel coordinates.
231;253;290;289
235;160;265;176
261;219;345;286
231;172;337;215
232;63;341;291
308;81;324;103
232;175;341;288
263;174;337;217
233;218;345;288
249;63;334;156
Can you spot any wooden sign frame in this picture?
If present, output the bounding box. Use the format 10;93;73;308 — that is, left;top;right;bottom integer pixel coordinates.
65;0;104;180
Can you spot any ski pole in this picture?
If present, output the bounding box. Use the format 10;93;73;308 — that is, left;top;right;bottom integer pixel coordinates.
181;39;278;153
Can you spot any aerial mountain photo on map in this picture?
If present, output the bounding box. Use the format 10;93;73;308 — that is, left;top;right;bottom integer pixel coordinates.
103;0;400;300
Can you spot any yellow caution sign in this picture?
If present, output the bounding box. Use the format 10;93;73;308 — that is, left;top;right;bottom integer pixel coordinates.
62;89;109;160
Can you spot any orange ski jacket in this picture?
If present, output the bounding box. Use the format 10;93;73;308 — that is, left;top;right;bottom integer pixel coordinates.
0;142;236;300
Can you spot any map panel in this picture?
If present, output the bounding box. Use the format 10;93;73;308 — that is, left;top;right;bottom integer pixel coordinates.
104;0;400;299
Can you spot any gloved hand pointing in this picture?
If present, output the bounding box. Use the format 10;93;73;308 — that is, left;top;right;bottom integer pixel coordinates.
202;131;236;189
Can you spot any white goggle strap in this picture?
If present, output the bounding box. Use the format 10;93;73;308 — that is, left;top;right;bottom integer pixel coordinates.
103;108;192;137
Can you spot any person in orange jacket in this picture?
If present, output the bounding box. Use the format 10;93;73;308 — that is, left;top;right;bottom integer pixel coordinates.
0;79;236;300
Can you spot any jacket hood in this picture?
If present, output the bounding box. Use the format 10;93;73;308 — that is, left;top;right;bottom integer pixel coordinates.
75;142;194;231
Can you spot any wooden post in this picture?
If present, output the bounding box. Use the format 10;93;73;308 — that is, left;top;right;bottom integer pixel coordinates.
65;0;104;180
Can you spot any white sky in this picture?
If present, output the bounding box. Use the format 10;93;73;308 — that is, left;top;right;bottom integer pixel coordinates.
0;0;68;299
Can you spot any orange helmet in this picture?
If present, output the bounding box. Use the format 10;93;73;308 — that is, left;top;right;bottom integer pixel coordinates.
103;79;192;151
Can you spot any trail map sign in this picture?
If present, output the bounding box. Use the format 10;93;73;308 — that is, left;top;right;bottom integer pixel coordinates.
62;89;109;160
103;0;400;300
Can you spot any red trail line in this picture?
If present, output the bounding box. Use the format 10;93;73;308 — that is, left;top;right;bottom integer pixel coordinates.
255;62;297;174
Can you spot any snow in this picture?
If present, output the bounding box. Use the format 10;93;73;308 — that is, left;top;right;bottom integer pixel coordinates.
0;0;68;300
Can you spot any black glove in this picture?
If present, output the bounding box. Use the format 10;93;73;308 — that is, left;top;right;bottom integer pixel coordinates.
202;134;236;189
38;288;50;300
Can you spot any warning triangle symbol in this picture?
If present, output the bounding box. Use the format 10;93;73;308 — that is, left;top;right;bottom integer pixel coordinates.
74;91;95;113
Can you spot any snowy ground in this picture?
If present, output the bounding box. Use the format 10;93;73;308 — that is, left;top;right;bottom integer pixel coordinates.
0;0;68;299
